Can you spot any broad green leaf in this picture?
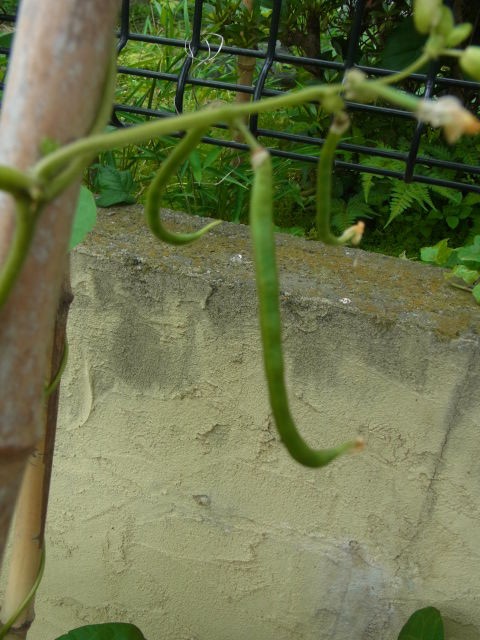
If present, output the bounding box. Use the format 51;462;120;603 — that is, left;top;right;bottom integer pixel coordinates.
94;165;136;208
446;215;459;229
69;186;97;251
420;239;453;267
397;607;444;640
457;236;480;266
463;192;480;206
451;264;479;285
380;18;427;70
472;283;480;304
55;622;146;640
0;31;14;48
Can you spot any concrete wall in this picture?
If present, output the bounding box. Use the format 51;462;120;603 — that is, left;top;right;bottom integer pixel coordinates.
11;208;480;639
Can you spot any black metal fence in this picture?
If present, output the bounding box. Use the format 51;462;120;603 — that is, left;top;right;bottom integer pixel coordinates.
1;0;480;194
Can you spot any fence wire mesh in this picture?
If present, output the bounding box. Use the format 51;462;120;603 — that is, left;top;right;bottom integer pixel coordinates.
1;0;480;194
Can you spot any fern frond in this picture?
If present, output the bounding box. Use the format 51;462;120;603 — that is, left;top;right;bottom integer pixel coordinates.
386;182;434;226
421;166;461;203
359;156;403;202
361;171;376;203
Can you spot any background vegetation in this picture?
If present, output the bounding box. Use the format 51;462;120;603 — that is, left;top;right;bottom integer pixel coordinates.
2;0;480;260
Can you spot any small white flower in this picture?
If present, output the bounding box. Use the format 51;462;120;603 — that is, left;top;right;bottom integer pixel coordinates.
416;96;480;143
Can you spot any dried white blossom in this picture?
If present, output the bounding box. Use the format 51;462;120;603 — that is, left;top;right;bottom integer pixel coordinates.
338;221;365;246
416;96;480;143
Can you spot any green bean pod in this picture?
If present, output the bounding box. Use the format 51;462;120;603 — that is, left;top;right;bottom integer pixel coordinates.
316;113;364;246
249;146;361;467
146;128;221;245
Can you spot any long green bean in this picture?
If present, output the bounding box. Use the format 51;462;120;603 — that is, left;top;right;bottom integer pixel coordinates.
249;145;362;467
145;128;221;245
316;113;364;246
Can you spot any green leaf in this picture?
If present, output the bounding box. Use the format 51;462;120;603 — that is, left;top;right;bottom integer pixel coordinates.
457;236;480;265
55;622;147;640
69;186;97;251
451;264;480;285
188;149;202;183
397;607;444;640
386;182;433;227
446;215;459;229
420;239;453;266
472;283;480;304
380;17;428;70
0;31;14;48
202;146;222;170
94;165;136;208
361;171;376;203
463;193;480;206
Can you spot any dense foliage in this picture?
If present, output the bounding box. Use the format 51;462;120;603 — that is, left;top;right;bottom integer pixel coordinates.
100;0;480;260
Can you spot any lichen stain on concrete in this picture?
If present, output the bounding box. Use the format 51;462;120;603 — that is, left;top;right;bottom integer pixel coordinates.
83;206;479;341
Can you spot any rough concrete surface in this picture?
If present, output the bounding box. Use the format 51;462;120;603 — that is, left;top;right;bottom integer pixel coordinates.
4;207;480;639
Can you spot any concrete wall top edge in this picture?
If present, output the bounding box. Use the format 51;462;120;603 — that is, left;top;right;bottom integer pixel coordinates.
77;206;480;341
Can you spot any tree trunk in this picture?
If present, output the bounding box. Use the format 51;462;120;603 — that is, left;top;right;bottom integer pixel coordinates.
0;0;120;571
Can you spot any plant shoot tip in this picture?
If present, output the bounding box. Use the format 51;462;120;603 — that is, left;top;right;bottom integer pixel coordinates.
251;147;269;170
353;436;365;452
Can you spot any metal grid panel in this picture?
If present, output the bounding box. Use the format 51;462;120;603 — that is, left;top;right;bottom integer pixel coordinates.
1;1;480;193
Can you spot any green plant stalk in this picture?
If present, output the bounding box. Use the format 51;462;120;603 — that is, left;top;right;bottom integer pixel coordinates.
249;145;361;467
375;52;431;86
0;549;45;640
0;166;38;200
0;198;36;309
34;73;429;187
44;341;69;397
146;127;221;244
33;84;340;180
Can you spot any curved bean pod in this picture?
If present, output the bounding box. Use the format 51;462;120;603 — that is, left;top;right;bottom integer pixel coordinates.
316;113;364;246
249;146;362;467
146;128;221;245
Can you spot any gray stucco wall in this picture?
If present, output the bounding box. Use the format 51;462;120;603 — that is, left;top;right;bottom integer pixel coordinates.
12;208;480;639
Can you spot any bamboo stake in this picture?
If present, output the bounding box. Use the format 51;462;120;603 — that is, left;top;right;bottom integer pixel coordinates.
0;0;121;623
1;267;72;639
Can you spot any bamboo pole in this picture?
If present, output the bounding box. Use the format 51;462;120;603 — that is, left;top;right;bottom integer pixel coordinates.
0;0;121;631
2;268;72;638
